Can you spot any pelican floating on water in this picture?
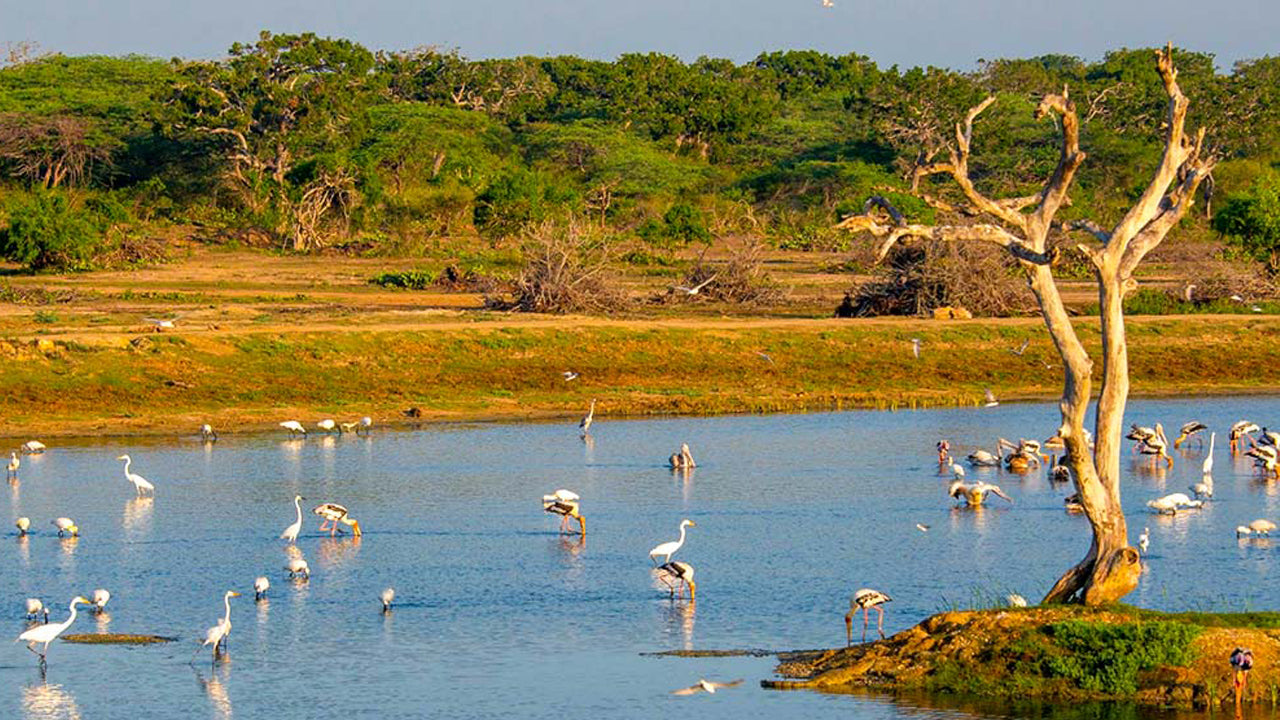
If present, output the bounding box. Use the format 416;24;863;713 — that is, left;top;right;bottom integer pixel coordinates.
669;443;696;469
845;588;892;644
649;519;695;564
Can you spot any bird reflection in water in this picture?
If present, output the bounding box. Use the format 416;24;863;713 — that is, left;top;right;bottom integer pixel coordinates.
123;496;154;535
17;533;31;567
1131;459;1168;486
58;536;79;560
949;504;993;534
316;535;361;569
553;535;586;585
658;598;696;651
195;664;233;720
94;611;111;633
21;682;82;720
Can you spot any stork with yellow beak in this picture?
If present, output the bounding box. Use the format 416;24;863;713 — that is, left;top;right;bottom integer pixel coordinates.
312;502;362;536
845;588;891;644
656;561;696;601
542;489;585;535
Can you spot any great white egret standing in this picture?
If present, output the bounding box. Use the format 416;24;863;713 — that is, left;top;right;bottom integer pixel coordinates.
18;596;90;666
195;590;240;661
116;455;155;495
280;495;304;543
649;519;695;564
7;451;19;480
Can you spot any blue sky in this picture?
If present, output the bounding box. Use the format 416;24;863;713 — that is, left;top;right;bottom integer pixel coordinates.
2;0;1277;69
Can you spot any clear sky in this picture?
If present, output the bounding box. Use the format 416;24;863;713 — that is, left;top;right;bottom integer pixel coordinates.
2;0;1277;69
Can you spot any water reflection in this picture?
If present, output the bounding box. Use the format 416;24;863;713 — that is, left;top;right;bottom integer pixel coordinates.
93;611;111;633
16;534;30;567
122;496;154;536
20;682;81;720
316;536;360;569
195;664;233;720
657;599;696;650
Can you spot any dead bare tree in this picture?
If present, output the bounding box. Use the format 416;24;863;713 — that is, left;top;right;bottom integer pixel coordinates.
0;114;114;188
837;46;1215;605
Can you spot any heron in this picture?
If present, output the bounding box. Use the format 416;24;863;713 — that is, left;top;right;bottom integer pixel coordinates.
281;495;305;543
579;399;596;437
845;588;892;644
672;274;717;296
116;455;156;495
51;517;79;537
649;519;695;564
672;679;742;695
17;596;90;666
656;561;696;601
195;590;240;661
16;516;30;535
24;598;48;623
7;451;19;480
285;558;310;579
312;502;362;536
92;589;110;614
199;424;218;442
380;588;395;613
542;489;585;535
948;480;1012;507
1173;421;1208;448
280;420;307;437
254;576;270;601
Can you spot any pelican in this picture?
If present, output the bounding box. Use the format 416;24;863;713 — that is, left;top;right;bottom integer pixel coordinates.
949;480;1012;507
649;519;695;564
656;561;696;601
542;489;585;535
1127;424;1157;452
116;455;155;495
1230;421;1260;452
1146;492;1202;515
280;495;305;543
1137;424;1173;467
280;420;307;436
1237;519;1278;537
17;596;89;664
1203;433;1216;475
316;419;337;433
196;590;240;660
1007;594;1028;608
380;588;395;613
966;442;1001;467
25;598;48;623
285;558;310;578
7;451;19;480
16;516;30;535
669;443;696;469
1137;527;1150;555
1246;445;1280;476
672;679;742;695
579;399;596;437
312;502;362;536
20;440;46;454
845;588;892;644
1174;421;1208;448
200;424;218;441
51;517;78;536
253;576;270;600
91;589;110;613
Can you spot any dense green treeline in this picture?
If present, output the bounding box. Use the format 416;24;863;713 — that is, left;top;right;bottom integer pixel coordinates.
1;32;1278;269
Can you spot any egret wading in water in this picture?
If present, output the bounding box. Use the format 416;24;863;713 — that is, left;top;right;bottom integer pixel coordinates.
1138;528;1150;555
656;561;696;601
116;455;155;496
18;596;90;666
194;591;240;662
51;517;78;537
846;589;892;644
542;489;585;535
7;451;19;480
280;495;305;543
254;576;269;601
312;503;362;536
381;588;395;613
579;399;596;437
649;519;695;564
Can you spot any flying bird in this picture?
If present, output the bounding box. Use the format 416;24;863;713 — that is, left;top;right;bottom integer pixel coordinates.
915;523;930;532
672;679;743;695
821;0;834;7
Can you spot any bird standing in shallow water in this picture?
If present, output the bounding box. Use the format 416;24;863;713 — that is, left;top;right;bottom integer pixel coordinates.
254;576;269;600
92;589;110;613
649;519;695;564
579;399;595;437
1174;421;1208;448
196;591;240;661
312;502;362;536
656;561;696;601
25;598;48;623
846;589;891;644
7;451;19;480
285;558;310;579
381;588;395;613
16;516;30;535
18;596;90;666
280;495;304;543
116;455;155;496
200;424;218;442
542;489;585;535
280;420;307;437
1138;527;1150;555
51;517;78;537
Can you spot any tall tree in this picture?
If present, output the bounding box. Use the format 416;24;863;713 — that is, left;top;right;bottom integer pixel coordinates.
838;47;1215;604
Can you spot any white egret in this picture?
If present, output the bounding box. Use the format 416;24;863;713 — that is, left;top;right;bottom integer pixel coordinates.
542;489;585;535
317;419;337;433
578;399;596;437
648;519;695;564
51;517;79;536
656;561;696;601
17;596;89;664
16;516;30;535
1202;432;1216;475
92;589;110;613
280;421;307;436
280;495;305;543
1138;527;1150;555
285;558;310;578
846;588;892;644
25;598;48;623
254;576;270;600
380;588;395;613
20;440;46;454
196;590;241;660
672;679;742;695
312;502;362;536
7;451;19;480
116;455;155;495
144;317;177;331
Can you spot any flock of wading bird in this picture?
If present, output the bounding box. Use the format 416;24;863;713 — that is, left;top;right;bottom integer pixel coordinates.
9;407;734;693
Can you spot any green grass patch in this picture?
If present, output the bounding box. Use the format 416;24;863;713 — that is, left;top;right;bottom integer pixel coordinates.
369;268;437;290
1041;620;1200;695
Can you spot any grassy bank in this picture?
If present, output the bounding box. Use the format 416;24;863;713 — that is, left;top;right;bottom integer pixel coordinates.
2;315;1279;437
766;605;1280;708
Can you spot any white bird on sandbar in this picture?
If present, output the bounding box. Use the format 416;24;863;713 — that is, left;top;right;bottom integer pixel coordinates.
1237;519;1278;537
846;588;892;644
280;495;305;543
649;519;695;564
1146;492;1202;515
116;455;155;495
280;420;307;437
17;596;90;665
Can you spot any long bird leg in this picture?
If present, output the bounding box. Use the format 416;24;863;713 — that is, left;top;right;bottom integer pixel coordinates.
862;607;870;643
875;605;886;639
844;612;853;646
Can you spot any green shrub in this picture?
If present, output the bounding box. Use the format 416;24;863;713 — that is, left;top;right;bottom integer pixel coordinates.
0;191;104;270
473;169;578;239
369;269;437;290
637;202;712;248
1042;621;1200;695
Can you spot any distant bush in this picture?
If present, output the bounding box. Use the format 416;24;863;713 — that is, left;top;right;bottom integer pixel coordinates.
843;241;1035;317
369;269;437;290
508;219;627;314
1213;172;1280;274
473;169;578;239
637;202;712;248
0;190;104;270
1042;621;1200;695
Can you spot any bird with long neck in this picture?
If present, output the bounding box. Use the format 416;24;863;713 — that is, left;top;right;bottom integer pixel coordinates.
18;596;90;664
579;400;596;437
280;495;304;543
196;591;241;660
116;455;155;495
649;519;695;564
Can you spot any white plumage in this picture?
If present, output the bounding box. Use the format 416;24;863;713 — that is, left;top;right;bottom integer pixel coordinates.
116;455;155;495
254;576;270;600
1146;492;1203;515
51;517;79;536
280;420;307;436
381;587;395;612
17;596;89;663
280;494;304;543
92;589;110;613
648;519;695;564
285;558;310;578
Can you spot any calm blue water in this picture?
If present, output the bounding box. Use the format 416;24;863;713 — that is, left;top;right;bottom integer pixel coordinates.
4;396;1280;719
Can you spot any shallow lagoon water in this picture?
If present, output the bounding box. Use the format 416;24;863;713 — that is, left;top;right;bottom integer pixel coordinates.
5;396;1280;719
